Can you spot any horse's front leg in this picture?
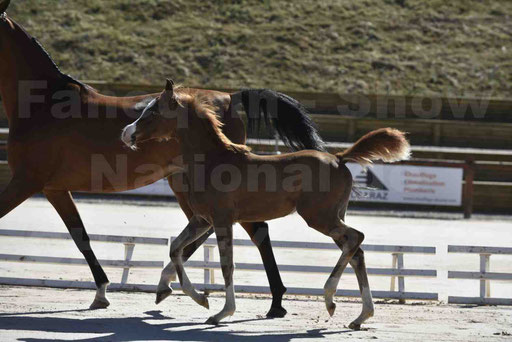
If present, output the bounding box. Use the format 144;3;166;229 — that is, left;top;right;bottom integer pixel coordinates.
241;221;287;318
206;222;235;325
44;190;111;309
156;174;216;304
156;228;213;304
0;175;42;218
170;216;211;309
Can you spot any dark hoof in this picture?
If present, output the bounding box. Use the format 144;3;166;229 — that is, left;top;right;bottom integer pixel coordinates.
205;316;220;325
198;295;209;310
89;298;110;310
155;288;173;305
266;306;287;318
349;322;361;331
326;302;336;317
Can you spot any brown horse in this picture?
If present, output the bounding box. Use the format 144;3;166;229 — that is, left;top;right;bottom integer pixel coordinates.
0;0;326;317
122;81;411;328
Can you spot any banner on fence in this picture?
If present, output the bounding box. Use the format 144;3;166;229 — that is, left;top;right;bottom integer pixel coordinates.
347;163;464;206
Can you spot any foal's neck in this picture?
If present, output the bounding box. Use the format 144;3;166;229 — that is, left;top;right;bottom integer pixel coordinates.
177;102;248;162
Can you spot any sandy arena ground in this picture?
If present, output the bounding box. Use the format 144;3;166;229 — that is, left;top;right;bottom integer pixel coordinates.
1;197;512;341
1;286;511;341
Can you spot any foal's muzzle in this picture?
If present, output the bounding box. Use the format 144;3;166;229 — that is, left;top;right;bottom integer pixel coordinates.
121;124;138;149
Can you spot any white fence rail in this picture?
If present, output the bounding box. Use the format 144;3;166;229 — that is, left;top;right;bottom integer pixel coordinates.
448;245;512;305
0;229;167;291
3;230;511;306
177;237;438;301
0;229;439;301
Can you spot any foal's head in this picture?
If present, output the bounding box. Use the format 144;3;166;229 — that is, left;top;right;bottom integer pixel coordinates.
122;79;250;153
121;79;184;149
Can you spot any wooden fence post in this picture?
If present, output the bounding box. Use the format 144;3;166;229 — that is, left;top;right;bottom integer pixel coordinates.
390;253;405;303
203;245;215;294
480;254;491;299
463;159;475;219
121;243;135;285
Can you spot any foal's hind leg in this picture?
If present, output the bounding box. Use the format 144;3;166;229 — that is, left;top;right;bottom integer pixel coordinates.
170;216;211;309
346;247;374;330
323;223;365;318
45;190;110;309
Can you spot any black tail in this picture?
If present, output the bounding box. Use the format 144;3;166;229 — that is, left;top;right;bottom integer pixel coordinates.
231;89;326;152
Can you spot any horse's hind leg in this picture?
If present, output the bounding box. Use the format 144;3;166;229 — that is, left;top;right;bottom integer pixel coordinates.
170;216;211;309
241;221;287;318
323;223;365;318
44;190;110;309
346;247;374;330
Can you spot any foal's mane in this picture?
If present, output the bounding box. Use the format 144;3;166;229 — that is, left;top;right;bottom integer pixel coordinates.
187;96;251;154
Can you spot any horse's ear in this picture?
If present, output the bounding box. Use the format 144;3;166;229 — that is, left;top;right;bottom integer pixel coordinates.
165;79;174;92
0;0;11;13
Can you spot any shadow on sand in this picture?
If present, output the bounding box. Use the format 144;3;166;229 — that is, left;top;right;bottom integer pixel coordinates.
0;309;353;341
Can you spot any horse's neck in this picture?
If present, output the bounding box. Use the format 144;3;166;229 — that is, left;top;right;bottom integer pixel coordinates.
0;17;70;129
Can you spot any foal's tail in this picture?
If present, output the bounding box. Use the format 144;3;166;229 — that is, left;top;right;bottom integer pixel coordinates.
337;128;411;166
231;89;326;151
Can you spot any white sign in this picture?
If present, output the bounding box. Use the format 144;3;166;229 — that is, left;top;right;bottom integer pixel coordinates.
346;163;464;206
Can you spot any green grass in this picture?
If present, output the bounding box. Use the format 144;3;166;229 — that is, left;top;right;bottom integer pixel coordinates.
7;0;512;98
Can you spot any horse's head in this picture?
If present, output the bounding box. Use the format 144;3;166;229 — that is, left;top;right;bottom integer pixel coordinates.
121;79;182;150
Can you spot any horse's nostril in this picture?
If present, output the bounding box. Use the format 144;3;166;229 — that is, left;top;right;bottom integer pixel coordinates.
130;135;136;145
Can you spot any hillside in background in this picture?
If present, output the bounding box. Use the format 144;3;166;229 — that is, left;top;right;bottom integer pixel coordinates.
6;0;512;98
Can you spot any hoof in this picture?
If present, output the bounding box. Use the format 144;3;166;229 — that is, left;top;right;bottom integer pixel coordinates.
349;322;361;331
205;316;220;325
199;295;210;310
266;306;287;318
155;288;173;305
90;298;110;310
326;302;336;317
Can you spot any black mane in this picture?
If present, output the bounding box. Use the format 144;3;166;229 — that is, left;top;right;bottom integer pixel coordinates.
31;37;88;89
233;88;326;152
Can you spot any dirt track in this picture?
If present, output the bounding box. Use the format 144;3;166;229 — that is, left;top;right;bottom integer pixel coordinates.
1;198;512;341
1;286;511;341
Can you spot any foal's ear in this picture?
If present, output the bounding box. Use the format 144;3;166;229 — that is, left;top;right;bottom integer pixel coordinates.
165;79;174;92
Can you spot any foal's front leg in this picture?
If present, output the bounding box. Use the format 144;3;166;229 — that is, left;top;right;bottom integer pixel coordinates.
206;223;235;325
170;216;211;309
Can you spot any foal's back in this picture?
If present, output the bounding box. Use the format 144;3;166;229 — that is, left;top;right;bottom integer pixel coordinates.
194;150;352;225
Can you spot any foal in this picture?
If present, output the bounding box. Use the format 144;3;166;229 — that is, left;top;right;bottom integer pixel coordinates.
122;80;411;328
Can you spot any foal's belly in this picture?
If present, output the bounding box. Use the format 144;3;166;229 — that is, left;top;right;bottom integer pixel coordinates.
233;192;299;222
